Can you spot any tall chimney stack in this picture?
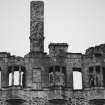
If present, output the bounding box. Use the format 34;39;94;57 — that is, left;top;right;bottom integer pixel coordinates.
30;1;44;52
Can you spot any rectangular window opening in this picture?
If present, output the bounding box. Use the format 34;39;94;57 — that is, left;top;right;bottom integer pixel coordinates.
14;71;19;85
0;71;1;88
96;66;100;73
9;73;12;86
89;67;93;73
103;67;105;87
62;67;66;74
73;68;82;90
55;66;60;72
49;67;53;73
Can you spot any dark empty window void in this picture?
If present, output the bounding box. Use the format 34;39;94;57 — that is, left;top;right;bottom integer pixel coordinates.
73;68;82;90
73;68;81;72
89;66;101;87
96;66;100;73
89;67;93;73
62;67;66;74
55;66;60;72
94;53;102;57
49;66;54;87
95;66;101;87
89;67;94;87
8;66;25;87
49;67;53;73
0;67;1;88
103;67;105;87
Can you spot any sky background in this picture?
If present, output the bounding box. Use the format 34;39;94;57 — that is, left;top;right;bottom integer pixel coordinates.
0;0;105;57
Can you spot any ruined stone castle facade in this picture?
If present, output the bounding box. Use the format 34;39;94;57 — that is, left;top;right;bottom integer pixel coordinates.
0;1;105;105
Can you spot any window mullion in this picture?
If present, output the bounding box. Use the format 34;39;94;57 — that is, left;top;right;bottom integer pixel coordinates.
53;66;55;87
94;66;96;86
19;65;21;86
100;66;103;86
12;66;14;86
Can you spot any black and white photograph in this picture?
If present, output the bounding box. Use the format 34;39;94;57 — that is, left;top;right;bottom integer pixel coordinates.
0;0;105;105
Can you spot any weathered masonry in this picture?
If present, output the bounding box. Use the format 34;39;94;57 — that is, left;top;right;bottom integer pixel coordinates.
0;1;105;105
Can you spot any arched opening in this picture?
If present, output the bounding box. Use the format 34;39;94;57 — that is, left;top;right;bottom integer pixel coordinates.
73;68;82;90
8;65;25;87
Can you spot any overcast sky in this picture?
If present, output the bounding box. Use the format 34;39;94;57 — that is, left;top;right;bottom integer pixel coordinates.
0;0;105;57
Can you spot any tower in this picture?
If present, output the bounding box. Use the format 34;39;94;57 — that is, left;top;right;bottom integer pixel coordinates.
30;1;44;52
